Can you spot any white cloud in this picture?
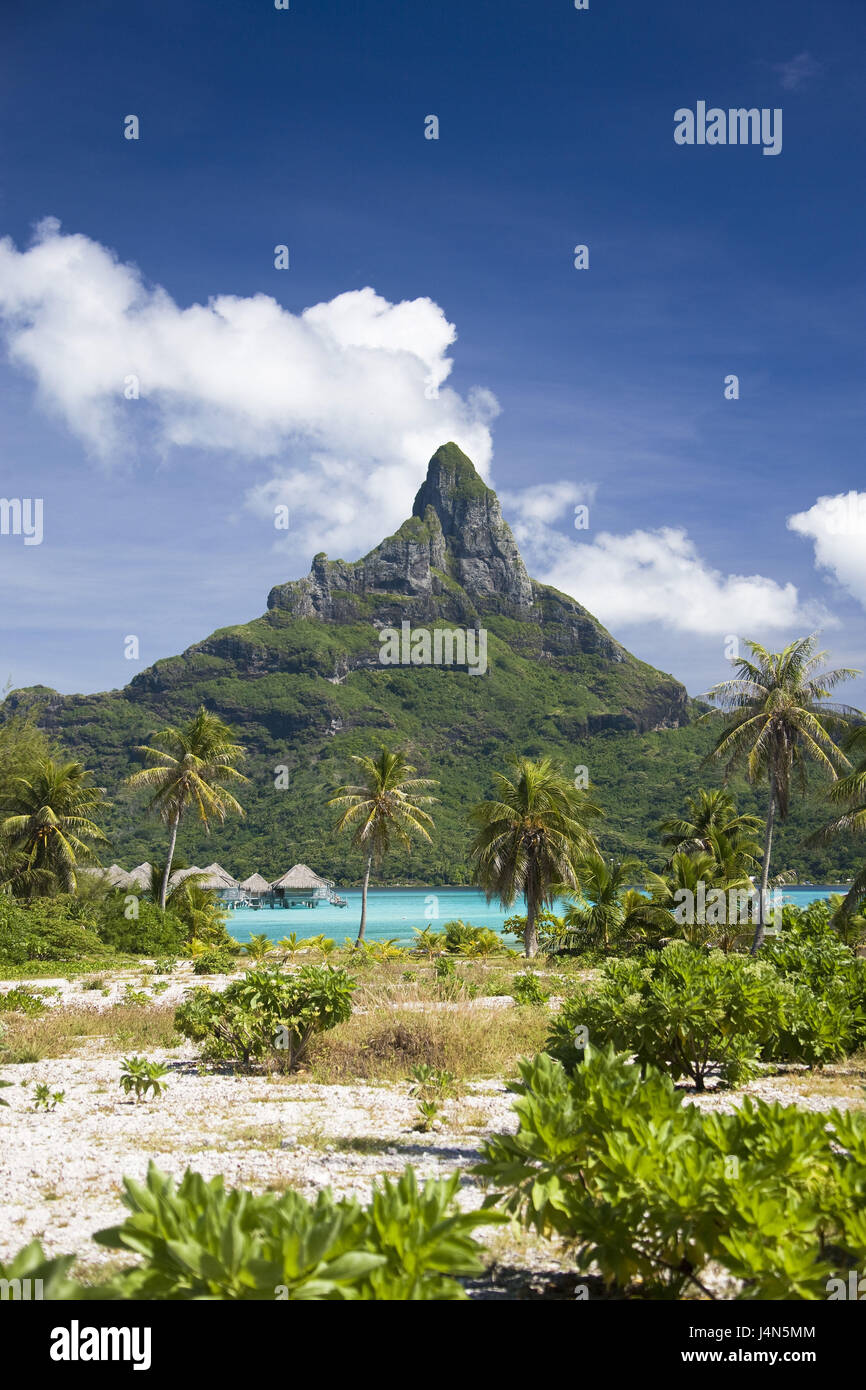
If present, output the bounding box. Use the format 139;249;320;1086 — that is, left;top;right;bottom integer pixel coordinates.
773;51;822;91
499;480;596;526
788;491;866;608
500;499;824;636
0;218;499;558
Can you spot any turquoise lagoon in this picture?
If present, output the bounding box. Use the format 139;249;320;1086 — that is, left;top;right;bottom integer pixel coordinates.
226;884;848;946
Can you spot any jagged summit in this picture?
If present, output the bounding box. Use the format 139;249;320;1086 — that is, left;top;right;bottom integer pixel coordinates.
268;443;537;623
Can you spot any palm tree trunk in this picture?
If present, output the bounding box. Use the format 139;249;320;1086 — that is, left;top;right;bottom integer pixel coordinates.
751;777;776;955
356;854;373;945
524;891;539;959
160;812;180;911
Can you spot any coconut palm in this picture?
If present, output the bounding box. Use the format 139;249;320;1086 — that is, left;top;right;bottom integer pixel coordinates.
468;756;601;959
703;636;859;952
2;758;109;896
329;748;437;946
810;725;866;921
703;825;763;883
562;854;668;952
126;707;247;910
646;851;727;946
241;933;274;963
659;789;762;859
169;882;229;944
412;927;443;958
278;933;304;957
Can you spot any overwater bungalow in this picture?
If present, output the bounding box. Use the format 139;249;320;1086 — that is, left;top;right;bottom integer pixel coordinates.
238;872;271;907
85;860;345;909
169;862;241;906
270;864;347;909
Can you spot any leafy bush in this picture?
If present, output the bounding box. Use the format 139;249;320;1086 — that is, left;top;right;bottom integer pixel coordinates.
0;986;47;1017
476;1045;866;1299
510;972;550;1006
0;896;113;964
502;910;569;953
549;945;774;1089
0;1242;81;1299
175;966;355;1070
119;1056;170;1102
32;1083;65;1111
0;899;31;964
192;948;236;975
0;1161;503;1300
96;895;187;956
441;920;503;957
122;985;151;1007
549;939;865;1089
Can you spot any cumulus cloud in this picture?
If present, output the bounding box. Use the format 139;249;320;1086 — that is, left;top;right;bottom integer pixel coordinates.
788;491;866;608
499;488;824;636
0;218;499;557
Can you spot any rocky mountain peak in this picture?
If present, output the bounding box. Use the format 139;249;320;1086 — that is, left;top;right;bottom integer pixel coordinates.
410;443;534;611
267;442;535;619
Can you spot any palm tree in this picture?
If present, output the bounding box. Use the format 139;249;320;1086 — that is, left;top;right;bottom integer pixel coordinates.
469;756;601;959
2;758;109;896
703;636;859;953
172;883;229;944
126;707;247;910
810;725;866;921
241;933;274;963
702;825;763;883
329;748;437;945
659;789;762;859
562;854;668;952
646;850;728;946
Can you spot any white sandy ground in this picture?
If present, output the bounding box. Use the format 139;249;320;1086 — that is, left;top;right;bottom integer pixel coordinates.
1;971;864;1285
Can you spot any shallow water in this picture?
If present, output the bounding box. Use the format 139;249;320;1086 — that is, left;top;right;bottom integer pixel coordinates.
225;884;847;945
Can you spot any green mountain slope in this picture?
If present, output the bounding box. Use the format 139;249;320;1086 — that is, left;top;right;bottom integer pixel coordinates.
4;444;858;885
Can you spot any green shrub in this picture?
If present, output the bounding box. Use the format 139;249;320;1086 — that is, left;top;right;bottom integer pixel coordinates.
0;1161;503;1300
548;938;864;1089
0;986;47;1016
96;895;187;956
32;1083;65;1111
192;948;236;975
0;896;113;964
0;1242;80;1299
121;985;151;1007
175;965;355;1071
119;1056;170;1103
549;945;774;1089
510;972;550;1006
442;920;503;956
0;899;30;964
476;1045;866;1299
502;909;570;953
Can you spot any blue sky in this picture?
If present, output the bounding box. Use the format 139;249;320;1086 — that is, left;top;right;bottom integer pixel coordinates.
0;0;864;705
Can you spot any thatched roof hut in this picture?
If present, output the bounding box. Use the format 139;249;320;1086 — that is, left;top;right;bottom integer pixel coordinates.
82;863;136;889
239;872;271;893
199;862;239;888
270;863;332;891
169;862;238;891
126;863;153;890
